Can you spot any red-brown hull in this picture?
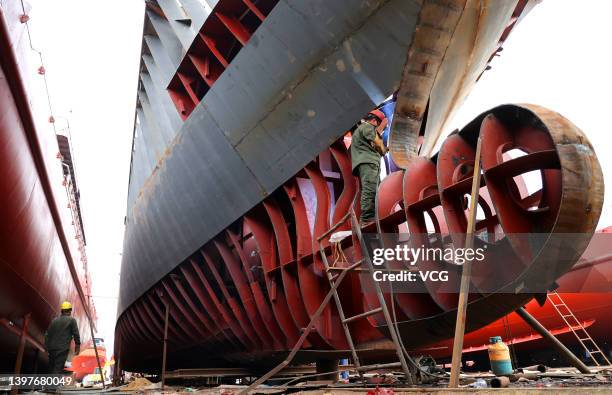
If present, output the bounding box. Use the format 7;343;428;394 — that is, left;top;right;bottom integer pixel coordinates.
0;2;94;372
419;239;612;363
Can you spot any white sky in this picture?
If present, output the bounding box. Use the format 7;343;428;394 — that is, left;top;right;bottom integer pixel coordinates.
28;0;612;358
29;0;145;356
446;0;612;228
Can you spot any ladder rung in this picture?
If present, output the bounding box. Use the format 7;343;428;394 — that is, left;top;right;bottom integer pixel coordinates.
550;293;609;364
328;260;364;282
343;307;383;324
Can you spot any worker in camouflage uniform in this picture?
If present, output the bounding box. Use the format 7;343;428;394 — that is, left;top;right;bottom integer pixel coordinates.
45;301;81;374
351;109;388;224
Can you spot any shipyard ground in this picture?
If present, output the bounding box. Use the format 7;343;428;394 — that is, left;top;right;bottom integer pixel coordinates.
27;385;612;394
18;366;609;394
37;388;612;395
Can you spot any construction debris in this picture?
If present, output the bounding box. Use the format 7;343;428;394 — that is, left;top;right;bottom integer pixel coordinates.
91;366;611;394
120;377;158;391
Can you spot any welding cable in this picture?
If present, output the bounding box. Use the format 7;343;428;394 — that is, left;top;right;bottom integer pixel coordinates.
387;273;448;381
371;204;430;382
376;230;447;381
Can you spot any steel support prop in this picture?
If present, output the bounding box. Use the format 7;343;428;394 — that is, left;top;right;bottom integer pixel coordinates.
161;301;170;390
449;134;484;388
516;307;590;374
113;354;120;386
14;313;31;375
88;315;105;389
12;313;30;395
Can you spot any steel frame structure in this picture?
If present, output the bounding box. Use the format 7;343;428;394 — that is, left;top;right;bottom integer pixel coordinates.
117;103;603;372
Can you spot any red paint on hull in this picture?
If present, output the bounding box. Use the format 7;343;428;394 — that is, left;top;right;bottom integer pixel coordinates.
0;2;95;371
419;231;612;361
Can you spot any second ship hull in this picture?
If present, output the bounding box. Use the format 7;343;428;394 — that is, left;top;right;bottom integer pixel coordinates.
0;2;94;372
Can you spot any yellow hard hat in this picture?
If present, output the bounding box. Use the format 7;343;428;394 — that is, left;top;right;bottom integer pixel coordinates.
60;301;72;310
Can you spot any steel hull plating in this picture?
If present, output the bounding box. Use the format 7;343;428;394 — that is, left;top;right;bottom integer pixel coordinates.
0;3;93;372
121;0;424;316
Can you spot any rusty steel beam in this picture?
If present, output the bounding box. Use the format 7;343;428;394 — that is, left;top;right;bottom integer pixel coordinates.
516;307;591;374
0;318;44;353
13;313;30;377
389;0;467;167
161;301;169;390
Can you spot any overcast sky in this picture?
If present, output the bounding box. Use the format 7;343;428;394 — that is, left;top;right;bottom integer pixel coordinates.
29;0;145;356
28;0;612;358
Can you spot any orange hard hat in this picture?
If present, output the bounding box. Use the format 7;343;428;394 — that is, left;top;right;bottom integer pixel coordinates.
368;109;386;123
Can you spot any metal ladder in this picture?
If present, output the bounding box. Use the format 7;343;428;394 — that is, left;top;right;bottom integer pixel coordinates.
316;208;415;384
547;291;611;366
242;208;416;394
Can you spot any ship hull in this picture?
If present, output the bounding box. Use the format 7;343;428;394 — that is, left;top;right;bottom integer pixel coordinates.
117;102;603;372
116;0;605;373
0;2;93;372
120;0;426;316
